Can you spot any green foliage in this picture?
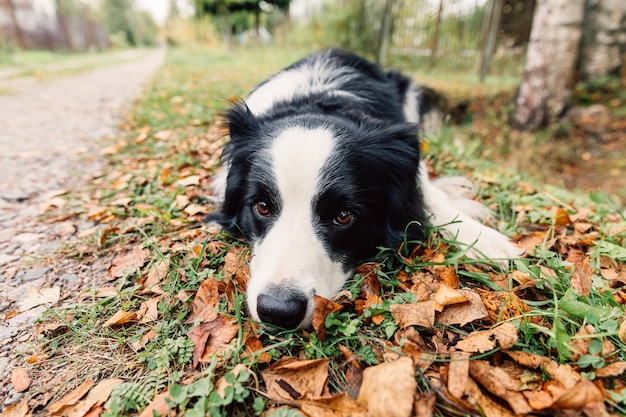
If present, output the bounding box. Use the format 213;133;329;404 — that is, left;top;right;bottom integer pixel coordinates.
98;0;159;47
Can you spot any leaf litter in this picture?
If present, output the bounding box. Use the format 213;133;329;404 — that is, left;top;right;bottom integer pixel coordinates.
10;47;626;417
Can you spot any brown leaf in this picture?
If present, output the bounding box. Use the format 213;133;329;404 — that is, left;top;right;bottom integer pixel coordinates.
504;350;551;368
138;297;160;324
390;300;435;329
544;361;581;390
595;361;626;377
103;310;138;327
108;247;149;278
437;289;489;326
469;360;532;415
261;357;329;402
52;378;123;417
571;256;593;297
463;377;517;417
298;393;366;417
138;391;171;417
222;246;250;292
186;277;221;324
2;399;29;417
11;368;31;392
313;295;343;340
433;284;468;311
187;315;239;367
478;289;539;324
553;379;604;409
131;329;156;352
456;322;518;353
17;287;61;312
447;352;470;399
356;357;416;417
144;259;170;293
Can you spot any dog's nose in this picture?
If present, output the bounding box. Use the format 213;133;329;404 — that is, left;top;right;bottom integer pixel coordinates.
257;292;307;329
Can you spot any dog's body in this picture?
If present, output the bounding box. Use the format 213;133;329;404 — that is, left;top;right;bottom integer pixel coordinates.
208;49;520;330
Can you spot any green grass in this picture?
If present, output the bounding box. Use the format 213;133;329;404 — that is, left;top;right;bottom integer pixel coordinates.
0;48;154;80
24;44;626;416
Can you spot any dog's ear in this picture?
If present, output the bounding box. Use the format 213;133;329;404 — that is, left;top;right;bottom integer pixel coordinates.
356;122;427;247
206;103;260;231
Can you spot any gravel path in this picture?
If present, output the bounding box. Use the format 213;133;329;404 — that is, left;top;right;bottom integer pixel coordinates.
0;48;166;408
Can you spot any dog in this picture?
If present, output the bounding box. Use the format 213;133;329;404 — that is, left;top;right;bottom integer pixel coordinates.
207;49;521;330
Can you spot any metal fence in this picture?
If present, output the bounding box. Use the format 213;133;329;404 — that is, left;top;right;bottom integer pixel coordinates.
386;0;534;78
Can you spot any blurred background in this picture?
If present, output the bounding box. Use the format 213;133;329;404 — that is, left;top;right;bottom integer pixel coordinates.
1;0;625;200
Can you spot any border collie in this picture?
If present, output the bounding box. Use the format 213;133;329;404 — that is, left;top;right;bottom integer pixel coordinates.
208;49;521;330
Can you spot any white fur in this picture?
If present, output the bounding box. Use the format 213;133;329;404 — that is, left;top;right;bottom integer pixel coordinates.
419;162;522;264
246;127;349;326
245;51;361;116
402;83;422;125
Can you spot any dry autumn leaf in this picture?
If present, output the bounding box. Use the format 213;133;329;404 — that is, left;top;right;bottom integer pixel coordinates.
2;399;29;417
108;247;149;279
595;361;626;377
456;322;518;353
447;352;470;399
390;300;436;329
11;368;31;392
313;294;343;340
186;277;221;324
187;315;239;367
17;286;61;312
433;284;468;311
356;357;416;417
437;289;489;326
138;392;171;417
261;357;329;402
47;379;95;414
103;310;138;327
298;393;367;417
553;379;604;409
571;256;593;297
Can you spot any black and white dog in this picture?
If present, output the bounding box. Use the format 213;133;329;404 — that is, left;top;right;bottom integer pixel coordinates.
208;49;521;330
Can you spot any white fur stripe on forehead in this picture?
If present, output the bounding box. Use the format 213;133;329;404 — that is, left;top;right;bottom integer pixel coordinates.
245;53;359;116
270;126;335;200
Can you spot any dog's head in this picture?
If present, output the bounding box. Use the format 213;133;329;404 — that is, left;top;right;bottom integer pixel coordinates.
208;104;425;330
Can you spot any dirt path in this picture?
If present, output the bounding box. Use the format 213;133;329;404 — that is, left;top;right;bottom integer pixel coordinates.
0;48;166;407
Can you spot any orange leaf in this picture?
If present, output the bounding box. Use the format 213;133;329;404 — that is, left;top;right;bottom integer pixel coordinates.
261;357;329;402
187;315;239;367
456;322;518;353
356;357;416;417
47;379;95;414
437;289;489;326
571;256;593;297
312;295;343;340
108;247;149;278
390;300;435;329
298;393;366;417
11;368;31;392
187;277;221;324
103;310;138;327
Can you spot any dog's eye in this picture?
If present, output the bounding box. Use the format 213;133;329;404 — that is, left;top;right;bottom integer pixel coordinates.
333;210;354;226
254;200;271;216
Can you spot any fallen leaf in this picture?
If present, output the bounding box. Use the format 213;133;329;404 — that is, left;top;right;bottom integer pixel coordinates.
103;310;138;327
173;175;201;187
2;399;29;417
414;392;436;417
108;247;149;279
469;360;532;415
261;357;329;402
186;277;221;324
144;259;170;292
595;361;626;377
447;352;470;399
544;361;581;390
433;284;468;311
47;379;95;414
478;289;538;324
17;287;60;312
553;379;604;409
11;368;31;392
138;297;160;323
456;322;518;353
131;329;157;352
187;315;239;367
68;379;123;417
356;357;416;417
571;256;593;297
504;350;551;368
298;393;367;417
313;295;343;340
138;391;170;417
437;289;489;326
390;300;435;329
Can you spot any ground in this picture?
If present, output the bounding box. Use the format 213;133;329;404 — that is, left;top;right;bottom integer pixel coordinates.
0;49;165;406
0;47;625;415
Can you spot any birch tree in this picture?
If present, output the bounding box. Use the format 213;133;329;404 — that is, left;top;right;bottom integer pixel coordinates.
511;0;585;131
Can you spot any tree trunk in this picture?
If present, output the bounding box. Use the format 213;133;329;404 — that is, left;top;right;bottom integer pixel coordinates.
511;0;585;131
579;0;626;82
